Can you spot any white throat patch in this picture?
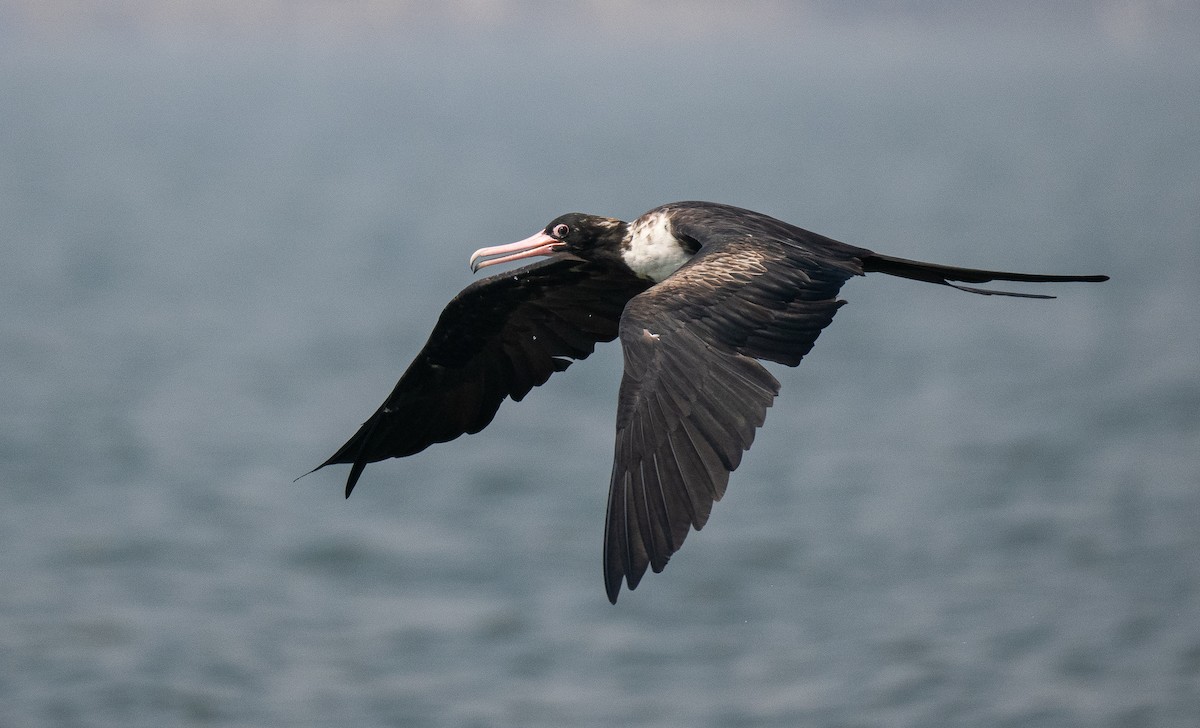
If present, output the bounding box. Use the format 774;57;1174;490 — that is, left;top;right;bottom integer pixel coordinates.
622;211;692;282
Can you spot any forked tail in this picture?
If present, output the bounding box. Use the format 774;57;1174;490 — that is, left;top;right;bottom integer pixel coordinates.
861;253;1108;299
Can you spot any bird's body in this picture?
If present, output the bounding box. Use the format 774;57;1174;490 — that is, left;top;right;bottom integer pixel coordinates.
313;201;1107;602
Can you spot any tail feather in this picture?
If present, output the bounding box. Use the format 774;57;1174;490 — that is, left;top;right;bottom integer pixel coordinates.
862;253;1108;298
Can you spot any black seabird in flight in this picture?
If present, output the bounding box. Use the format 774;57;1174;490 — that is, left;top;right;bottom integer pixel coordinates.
313;201;1107;603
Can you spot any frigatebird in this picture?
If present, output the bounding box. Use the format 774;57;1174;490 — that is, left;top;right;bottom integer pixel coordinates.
313;201;1107;603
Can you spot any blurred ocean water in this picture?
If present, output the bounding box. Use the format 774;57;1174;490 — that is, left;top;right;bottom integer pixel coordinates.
1;14;1198;728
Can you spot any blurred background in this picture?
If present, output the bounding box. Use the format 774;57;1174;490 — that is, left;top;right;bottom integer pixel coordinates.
2;2;1198;726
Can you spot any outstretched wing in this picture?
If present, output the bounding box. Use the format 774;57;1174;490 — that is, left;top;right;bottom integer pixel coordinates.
318;255;652;496
603;233;864;602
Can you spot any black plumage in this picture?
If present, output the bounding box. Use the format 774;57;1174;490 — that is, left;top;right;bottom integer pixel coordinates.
312;201;1108;602
318;256;653;496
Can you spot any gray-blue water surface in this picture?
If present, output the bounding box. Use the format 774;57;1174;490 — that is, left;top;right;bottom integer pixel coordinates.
2;18;1198;728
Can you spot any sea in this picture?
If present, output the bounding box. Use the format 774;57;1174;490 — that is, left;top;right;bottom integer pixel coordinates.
2;13;1198;728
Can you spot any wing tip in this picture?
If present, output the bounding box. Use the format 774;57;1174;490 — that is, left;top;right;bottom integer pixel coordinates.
344;460;367;498
603;551;624;604
606;581;621;605
605;569;638;604
293;465;320;484
292;457;366;498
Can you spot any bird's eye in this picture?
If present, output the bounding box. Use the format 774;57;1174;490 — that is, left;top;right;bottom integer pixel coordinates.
552;223;570;238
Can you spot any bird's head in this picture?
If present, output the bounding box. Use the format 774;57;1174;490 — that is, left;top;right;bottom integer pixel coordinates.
469;213;629;273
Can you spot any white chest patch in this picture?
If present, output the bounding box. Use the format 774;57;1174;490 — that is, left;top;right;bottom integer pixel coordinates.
622;211;692;282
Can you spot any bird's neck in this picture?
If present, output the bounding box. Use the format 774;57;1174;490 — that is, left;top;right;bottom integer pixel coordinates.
621;211;693;282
